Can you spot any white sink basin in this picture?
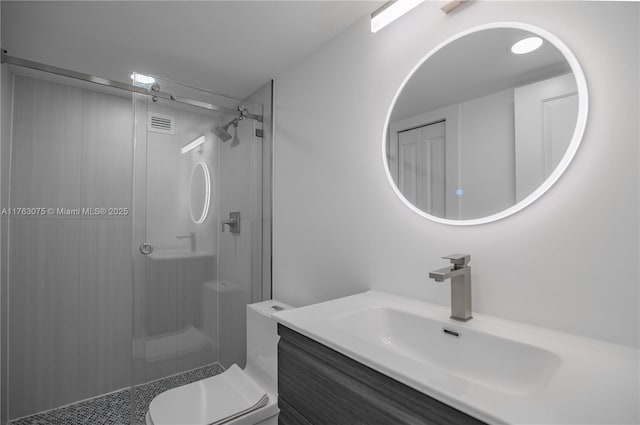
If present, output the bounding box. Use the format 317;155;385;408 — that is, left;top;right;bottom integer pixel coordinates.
148;249;214;260
332;307;561;395
274;290;639;425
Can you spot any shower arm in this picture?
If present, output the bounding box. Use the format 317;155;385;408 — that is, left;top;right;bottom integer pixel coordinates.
0;50;263;122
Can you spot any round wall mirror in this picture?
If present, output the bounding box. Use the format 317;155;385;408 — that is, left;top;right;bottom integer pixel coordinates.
383;22;588;225
189;161;211;224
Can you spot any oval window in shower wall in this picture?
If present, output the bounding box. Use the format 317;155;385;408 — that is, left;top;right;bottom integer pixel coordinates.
189;161;211;224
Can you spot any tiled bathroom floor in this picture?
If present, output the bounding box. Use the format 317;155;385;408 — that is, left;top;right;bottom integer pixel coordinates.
10;363;225;425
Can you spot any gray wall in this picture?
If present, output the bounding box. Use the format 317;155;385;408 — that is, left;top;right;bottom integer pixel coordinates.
0;63;11;424
1;6;5;423
7;75;133;418
273;1;639;348
1;21;12;425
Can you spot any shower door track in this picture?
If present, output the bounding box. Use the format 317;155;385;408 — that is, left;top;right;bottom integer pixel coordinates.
0;50;263;121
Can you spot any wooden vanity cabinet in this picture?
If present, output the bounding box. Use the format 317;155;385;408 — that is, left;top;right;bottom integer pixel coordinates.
277;324;485;425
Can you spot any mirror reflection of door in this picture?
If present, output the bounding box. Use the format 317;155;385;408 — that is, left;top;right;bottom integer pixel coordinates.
514;73;578;201
398;121;446;217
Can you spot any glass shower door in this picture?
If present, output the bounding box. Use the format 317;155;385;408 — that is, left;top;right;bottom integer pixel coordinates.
4;71;137;424
131;75;271;421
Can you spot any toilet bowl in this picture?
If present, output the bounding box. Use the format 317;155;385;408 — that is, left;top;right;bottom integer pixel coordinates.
146;300;292;425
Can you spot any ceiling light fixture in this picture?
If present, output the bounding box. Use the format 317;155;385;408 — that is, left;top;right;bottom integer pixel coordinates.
510;36;543;55
181;135;205;154
371;0;424;33
130;73;156;87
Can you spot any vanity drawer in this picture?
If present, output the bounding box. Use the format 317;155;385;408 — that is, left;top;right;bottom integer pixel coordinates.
278;324;484;425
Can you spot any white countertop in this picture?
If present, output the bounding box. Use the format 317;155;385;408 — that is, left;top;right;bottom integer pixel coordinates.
274;290;639;425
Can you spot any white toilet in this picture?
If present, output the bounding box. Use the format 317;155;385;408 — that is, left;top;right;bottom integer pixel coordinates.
146;300;292;425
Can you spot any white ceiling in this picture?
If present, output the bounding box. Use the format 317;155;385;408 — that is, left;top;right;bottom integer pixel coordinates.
2;1;382;100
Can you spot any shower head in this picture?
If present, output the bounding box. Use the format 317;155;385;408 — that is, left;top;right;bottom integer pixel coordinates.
213;126;232;142
213;118;238;142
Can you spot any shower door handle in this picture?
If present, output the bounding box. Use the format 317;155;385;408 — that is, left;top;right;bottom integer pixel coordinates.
139;243;154;255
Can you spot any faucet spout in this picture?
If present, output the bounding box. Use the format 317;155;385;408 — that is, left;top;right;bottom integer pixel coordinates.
429;265;466;282
429;254;472;321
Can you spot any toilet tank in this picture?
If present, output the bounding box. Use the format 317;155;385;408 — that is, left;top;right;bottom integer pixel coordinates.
245;300;293;394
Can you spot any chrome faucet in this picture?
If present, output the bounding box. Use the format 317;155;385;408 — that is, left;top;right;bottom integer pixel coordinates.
429;254;472;321
177;232;196;253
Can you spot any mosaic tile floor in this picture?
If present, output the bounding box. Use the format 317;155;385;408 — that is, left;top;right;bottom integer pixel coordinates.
10;363;225;425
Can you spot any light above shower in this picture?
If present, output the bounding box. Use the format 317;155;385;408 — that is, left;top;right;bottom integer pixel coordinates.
181;135;206;154
130;73;156;87
371;0;424;33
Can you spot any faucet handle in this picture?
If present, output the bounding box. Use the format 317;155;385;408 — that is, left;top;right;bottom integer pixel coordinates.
443;254;470;266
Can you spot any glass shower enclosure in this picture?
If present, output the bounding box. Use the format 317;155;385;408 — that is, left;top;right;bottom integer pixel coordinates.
131;74;272;392
1;61;272;424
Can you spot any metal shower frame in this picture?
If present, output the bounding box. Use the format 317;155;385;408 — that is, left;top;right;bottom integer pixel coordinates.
0;50;263;122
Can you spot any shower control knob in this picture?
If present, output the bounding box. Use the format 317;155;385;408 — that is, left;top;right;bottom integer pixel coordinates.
139;243;154;255
221;211;241;234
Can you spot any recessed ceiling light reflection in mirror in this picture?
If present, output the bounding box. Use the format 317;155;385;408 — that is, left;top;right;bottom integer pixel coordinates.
511;36;543;54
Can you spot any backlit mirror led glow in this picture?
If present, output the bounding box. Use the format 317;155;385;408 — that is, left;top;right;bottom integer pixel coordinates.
382;22;589;226
189;161;211;224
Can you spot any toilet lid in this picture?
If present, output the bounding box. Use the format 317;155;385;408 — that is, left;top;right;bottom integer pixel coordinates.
148;365;270;425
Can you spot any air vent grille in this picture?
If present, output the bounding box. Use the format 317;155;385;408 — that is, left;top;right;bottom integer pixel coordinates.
148;112;175;135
